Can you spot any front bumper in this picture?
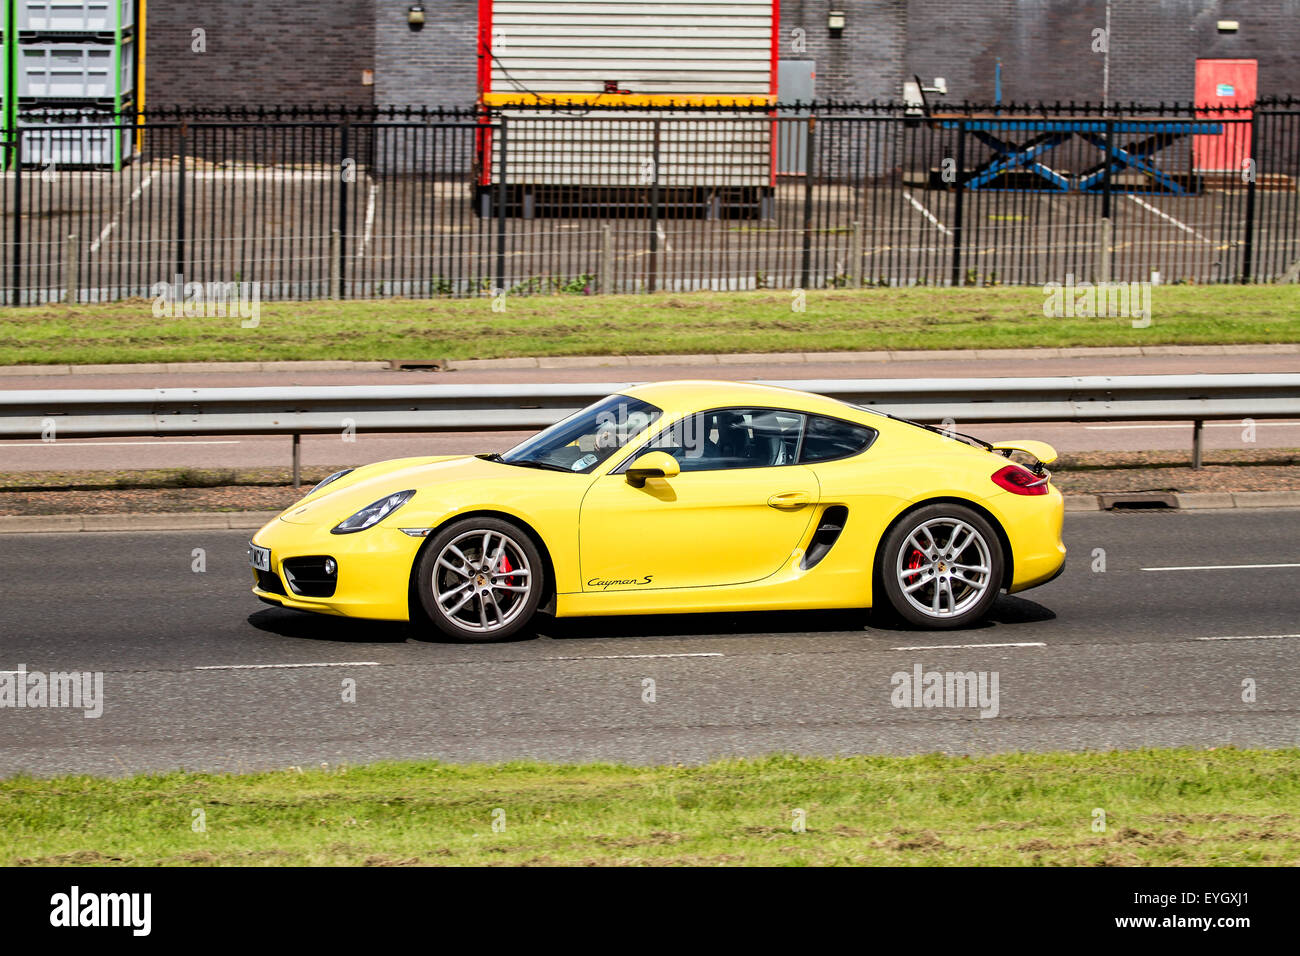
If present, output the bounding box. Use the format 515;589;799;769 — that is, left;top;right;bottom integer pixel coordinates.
249;517;424;620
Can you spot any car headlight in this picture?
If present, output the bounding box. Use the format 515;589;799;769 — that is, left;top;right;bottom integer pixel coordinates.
330;490;416;534
309;468;355;496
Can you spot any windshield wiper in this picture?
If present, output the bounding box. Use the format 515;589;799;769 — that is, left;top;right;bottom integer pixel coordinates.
497;457;573;473
477;453;504;462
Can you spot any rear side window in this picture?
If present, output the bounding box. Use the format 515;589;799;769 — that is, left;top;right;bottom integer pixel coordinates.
799;415;877;463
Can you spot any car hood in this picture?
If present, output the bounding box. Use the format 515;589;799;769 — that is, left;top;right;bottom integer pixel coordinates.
278;454;505;525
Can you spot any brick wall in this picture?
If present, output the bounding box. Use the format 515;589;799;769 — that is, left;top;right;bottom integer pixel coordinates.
144;0;375;107
373;0;478;108
142;1;1300;109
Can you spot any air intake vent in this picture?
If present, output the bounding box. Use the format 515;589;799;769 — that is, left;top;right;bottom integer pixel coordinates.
282;556;338;597
801;505;849;570
255;568;286;595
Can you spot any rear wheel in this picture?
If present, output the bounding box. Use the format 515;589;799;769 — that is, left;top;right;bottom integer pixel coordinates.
878;504;1003;629
416;518;544;642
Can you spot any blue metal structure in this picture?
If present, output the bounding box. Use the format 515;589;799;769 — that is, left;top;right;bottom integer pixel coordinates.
937;117;1224;193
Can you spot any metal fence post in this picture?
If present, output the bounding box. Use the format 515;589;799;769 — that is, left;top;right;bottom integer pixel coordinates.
649;119;661;294
800;116;815;290
63;234;78;304
1101;119;1113;284
1098;217;1112;284
291;433;301;488
176;122;186;280
850;220;864;288
11;144;21;306
1192;419;1203;470
338;122;349;299
950;121;965;286
1242;115;1257;284
599;223;613;294
329;229;341;299
496;118;508;296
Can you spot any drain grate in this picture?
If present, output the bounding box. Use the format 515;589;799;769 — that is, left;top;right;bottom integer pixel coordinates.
387;359;445;372
1098;492;1180;511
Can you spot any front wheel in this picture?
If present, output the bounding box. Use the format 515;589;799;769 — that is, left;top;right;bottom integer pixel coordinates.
415;518;544;641
878;504;1004;629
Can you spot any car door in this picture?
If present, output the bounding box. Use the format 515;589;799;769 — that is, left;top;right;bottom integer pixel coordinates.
578;408;820;592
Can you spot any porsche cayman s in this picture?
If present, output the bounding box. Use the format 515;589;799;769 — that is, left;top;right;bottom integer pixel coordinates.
248;380;1065;639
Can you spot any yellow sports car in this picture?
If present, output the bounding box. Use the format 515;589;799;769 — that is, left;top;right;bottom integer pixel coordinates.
249;380;1065;639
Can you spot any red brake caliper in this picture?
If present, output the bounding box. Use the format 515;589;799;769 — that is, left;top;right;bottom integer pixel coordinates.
904;548;925;583
498;553;515;588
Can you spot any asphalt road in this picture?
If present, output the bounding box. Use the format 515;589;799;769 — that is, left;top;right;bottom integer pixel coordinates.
1;509;1298;776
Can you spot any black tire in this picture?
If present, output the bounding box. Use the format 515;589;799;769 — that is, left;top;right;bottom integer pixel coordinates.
877;503;1004;629
415;517;545;642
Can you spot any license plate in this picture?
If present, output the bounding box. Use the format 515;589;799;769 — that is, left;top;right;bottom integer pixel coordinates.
248;544;271;572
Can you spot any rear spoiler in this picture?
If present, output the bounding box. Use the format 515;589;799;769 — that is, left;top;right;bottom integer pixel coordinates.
991;440;1058;475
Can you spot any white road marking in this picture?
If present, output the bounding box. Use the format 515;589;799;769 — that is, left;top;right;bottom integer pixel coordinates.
889;642;1045;651
1142;563;1300;572
541;652;722;661
89;173;154;254
1126;194;1215;245
903;191;952;236
195;662;382;670
357;181;377;258
1195;634;1300;642
1085;422;1297;430
3;440;241;447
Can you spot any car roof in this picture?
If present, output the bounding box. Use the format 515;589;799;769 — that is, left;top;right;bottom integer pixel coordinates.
618;379;865;419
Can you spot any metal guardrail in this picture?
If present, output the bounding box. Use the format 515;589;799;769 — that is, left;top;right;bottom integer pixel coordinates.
2;374;1298;484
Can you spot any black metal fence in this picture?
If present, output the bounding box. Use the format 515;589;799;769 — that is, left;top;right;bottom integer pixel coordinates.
2;99;1298;304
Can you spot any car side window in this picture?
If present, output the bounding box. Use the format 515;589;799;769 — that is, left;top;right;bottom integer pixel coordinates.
645;407;806;472
799;415;878;463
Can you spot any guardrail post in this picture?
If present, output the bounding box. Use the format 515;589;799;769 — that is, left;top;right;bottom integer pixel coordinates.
291;433;302;489
1192;419;1204;470
850;220;864;288
599;224;613;294
63;233;78;304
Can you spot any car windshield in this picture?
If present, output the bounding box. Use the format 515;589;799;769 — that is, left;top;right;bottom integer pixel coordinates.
499;395;663;474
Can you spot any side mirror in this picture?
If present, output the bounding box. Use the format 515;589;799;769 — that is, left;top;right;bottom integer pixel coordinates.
626;451;680;487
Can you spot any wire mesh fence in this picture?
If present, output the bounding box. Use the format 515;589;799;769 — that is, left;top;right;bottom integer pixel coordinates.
0;99;1297;305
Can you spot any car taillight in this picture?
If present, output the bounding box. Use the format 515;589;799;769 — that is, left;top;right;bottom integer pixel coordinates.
991;464;1049;496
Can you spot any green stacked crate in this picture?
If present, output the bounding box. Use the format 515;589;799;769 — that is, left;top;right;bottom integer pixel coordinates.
13;0;135;169
1;2;11;170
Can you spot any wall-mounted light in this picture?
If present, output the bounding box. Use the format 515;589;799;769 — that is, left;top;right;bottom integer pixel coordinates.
408;4;425;31
1217;20;1239;33
828;10;846;37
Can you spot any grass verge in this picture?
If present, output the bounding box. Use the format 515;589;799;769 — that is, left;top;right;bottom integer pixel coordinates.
2;749;1297;866
3;285;1299;366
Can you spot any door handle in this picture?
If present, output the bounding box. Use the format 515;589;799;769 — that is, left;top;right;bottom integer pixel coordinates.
768;492;812;509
